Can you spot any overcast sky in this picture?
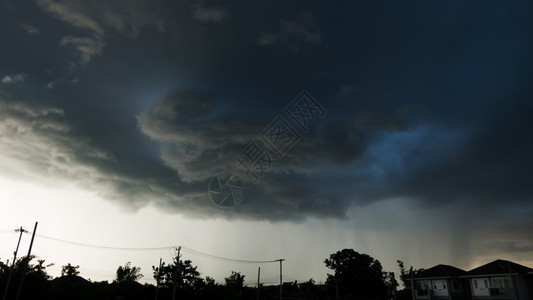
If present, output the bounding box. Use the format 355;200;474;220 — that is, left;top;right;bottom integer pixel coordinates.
1;0;533;285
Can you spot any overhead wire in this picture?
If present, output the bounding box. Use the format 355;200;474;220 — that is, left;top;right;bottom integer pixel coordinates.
18;229;280;264
23;230;175;252
181;246;278;264
0;228;22;233
3;226;291;285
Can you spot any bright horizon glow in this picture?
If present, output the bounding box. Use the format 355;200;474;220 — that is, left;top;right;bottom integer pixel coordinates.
3;164;531;287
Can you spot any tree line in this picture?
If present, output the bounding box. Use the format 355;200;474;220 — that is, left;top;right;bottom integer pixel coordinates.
0;249;421;300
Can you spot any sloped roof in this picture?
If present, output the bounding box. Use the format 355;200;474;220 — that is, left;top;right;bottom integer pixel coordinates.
464;259;533;277
414;264;466;279
51;275;90;287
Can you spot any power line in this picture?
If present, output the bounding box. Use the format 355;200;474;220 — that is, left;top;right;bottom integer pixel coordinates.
40;235;173;251
18;229;280;264
181;246;278;264
0;228;22;234
21;230;175;251
37;234;173;251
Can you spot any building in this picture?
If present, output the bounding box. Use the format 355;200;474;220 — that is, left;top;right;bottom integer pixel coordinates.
411;264;470;300
461;259;533;300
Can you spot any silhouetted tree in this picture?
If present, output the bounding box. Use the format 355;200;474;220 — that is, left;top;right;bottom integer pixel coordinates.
397;260;425;288
325;249;387;300
61;263;80;277
396;260;425;300
0;256;53;299
397;260;408;288
225;271;245;289
224;271;245;297
115;261;143;282
384;272;398;298
299;278;320;299
152;256;205;298
204;276;216;286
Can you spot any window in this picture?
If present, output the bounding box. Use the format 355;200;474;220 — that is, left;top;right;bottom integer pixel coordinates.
492;278;511;289
492;278;502;289
443;284;446;289
474;280;478;289
484;280;488;288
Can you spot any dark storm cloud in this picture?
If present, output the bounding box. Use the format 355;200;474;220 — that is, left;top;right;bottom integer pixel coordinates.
137;89;368;184
1;0;532;235
257;12;322;51
191;5;226;23
354;112;410;132
394;96;533;207
0;90;111;174
137;89;259;182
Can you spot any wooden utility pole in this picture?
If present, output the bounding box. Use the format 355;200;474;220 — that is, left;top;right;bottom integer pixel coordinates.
410;267;415;300
155;258;162;300
278;259;285;300
257;267;261;300
2;227;24;300
172;246;181;300
15;222;38;300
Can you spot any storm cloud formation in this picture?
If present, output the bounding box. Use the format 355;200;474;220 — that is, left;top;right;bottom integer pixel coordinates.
0;0;532;261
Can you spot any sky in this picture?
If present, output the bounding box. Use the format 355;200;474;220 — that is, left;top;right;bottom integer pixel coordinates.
1;0;533;286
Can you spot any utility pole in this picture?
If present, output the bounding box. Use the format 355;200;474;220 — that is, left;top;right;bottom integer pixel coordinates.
410;267;415;300
2;227;25;300
278;259;285;300
172;246;181;300
257;267;261;300
15;222;38;300
155;258;162;300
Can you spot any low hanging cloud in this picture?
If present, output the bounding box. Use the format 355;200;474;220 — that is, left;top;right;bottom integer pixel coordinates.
137;89;269;182
2;86;532;223
35;0;163;79
133;88;387;220
0;93;112;173
35;0;105;74
59;35;104;65
1;74;27;84
22;24;40;35
0;92;168;211
137;89;366;183
35;0;104;36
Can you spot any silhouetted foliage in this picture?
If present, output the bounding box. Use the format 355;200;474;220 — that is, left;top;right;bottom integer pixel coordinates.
224;271;245;298
224;270;244;289
325;249;388;300
61;263;80;277
384;271;398;298
115;261;143;283
299;278;324;299
204;275;216;286
0;255;53;300
0;250;403;299
397;259;425;289
396;260;426;300
152;255;205;298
